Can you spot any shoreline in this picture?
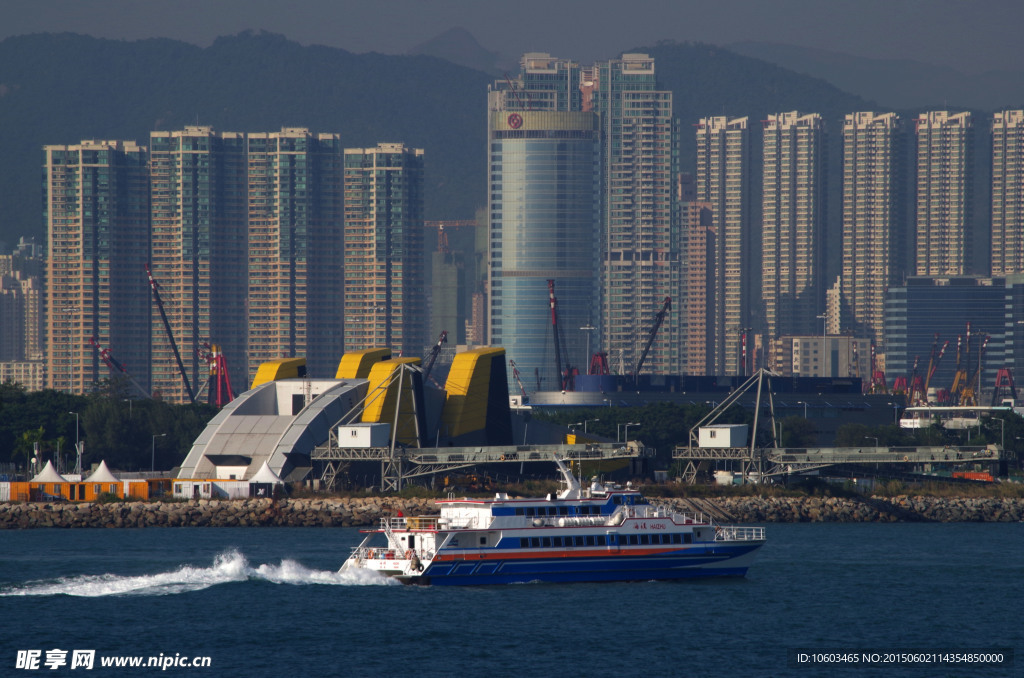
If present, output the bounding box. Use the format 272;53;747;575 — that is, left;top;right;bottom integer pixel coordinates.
1;495;1023;528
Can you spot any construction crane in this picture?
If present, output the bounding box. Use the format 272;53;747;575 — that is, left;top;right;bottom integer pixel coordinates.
960;334;989;406
145;263;195;403
906;355;922;405
949;331;969;405
88;336;150;399
508;359;528;400
634;297;671;379
547;279;576;391
991;368;1019;406
422;330;448;382
921;335;950;405
196;342;235;409
589;352;610;376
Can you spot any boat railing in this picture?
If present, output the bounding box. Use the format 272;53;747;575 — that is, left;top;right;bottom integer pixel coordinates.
671;511;709;526
353;546;435;561
382;516;440;531
714;526;765;542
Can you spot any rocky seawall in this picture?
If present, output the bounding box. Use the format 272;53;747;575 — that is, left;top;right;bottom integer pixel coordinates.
0;495;1022;529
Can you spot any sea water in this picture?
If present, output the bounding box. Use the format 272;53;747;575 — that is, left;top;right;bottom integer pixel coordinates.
1;523;1021;677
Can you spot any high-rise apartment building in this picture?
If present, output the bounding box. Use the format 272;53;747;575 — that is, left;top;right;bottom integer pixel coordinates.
487;54;601;391
247;128;343;379
991;110;1024;276
680;200;714;375
915;111;974;276
695;116;751;375
149;126;247;402
43;140;150;394
590;54;678;376
762;112;827;339
841;112;906;352
343;143;425;357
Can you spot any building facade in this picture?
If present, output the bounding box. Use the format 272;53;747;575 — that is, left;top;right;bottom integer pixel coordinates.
149;126;248;402
915;111;974;276
695;116;752;375
991;110;1024;276
841;112;906;354
246;128;343;380
485;98;600;390
761;111;827;340
590;54;678;376
43;140;150;395
884;277;1006;396
343;143;425;357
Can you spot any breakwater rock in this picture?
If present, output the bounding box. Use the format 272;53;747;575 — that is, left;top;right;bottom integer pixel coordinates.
1;495;1023;528
0;497;438;529
661;495;1024;523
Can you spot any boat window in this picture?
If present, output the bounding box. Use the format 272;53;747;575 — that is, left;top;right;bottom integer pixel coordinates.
683;534;692;544
515;508;524;516
596;535;606;546
574;536;585;547
639;534;650;545
520;538;529;548
530;537;541;548
558;507;569;516
585;535;596;546
552;537;563;547
628;535;639;545
542;537;552;548
526;507;535;516
671;534;682;544
613;496;622;505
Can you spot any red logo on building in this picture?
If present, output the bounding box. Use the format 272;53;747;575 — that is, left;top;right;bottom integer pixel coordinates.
507;113;523;129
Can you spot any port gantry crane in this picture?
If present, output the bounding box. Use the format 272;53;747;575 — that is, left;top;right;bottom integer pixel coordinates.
634;297;671;380
145;263;195;403
921;334;950;405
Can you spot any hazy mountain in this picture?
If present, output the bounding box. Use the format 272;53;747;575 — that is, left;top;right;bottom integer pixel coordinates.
729;41;1024;111
0;32;878;248
406;26;514;76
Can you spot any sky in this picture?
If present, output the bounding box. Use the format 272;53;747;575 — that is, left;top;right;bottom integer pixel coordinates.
2;0;1023;75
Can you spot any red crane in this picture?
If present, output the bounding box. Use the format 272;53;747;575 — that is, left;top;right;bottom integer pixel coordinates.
145;263;195;403
88;336;150;399
197;342;235;409
508;359;528;399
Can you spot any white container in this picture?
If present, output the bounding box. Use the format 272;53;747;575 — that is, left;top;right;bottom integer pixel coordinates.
337;423;390;448
698;424;748;449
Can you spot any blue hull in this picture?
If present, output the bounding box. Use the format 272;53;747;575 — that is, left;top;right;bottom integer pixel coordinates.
413;543;762;586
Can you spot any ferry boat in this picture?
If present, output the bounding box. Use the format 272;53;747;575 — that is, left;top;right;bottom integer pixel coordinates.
341;458;766;585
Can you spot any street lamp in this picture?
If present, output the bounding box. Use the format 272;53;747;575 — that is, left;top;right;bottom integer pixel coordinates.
570;421;582;433
994;418;1005;450
619;422;640;443
68;412;80;474
816;313;827;338
864;436;878;449
151;433;167;472
798;401;808;418
584;418;599;433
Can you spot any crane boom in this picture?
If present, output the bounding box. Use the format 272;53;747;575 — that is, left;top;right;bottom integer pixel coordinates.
422;330;448;381
88;336;150;399
145;263;195;403
634;297;671;377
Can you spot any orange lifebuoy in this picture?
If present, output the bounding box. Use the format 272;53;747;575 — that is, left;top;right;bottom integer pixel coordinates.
405;549;412;559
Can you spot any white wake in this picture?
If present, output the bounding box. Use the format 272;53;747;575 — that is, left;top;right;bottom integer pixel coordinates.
0;550;396;597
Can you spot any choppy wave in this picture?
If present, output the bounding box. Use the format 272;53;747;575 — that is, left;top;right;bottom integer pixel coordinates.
0;550;396;597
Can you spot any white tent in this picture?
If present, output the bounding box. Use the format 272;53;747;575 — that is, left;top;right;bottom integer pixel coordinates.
83;460;120;483
249;461;284;484
30;460;68;483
